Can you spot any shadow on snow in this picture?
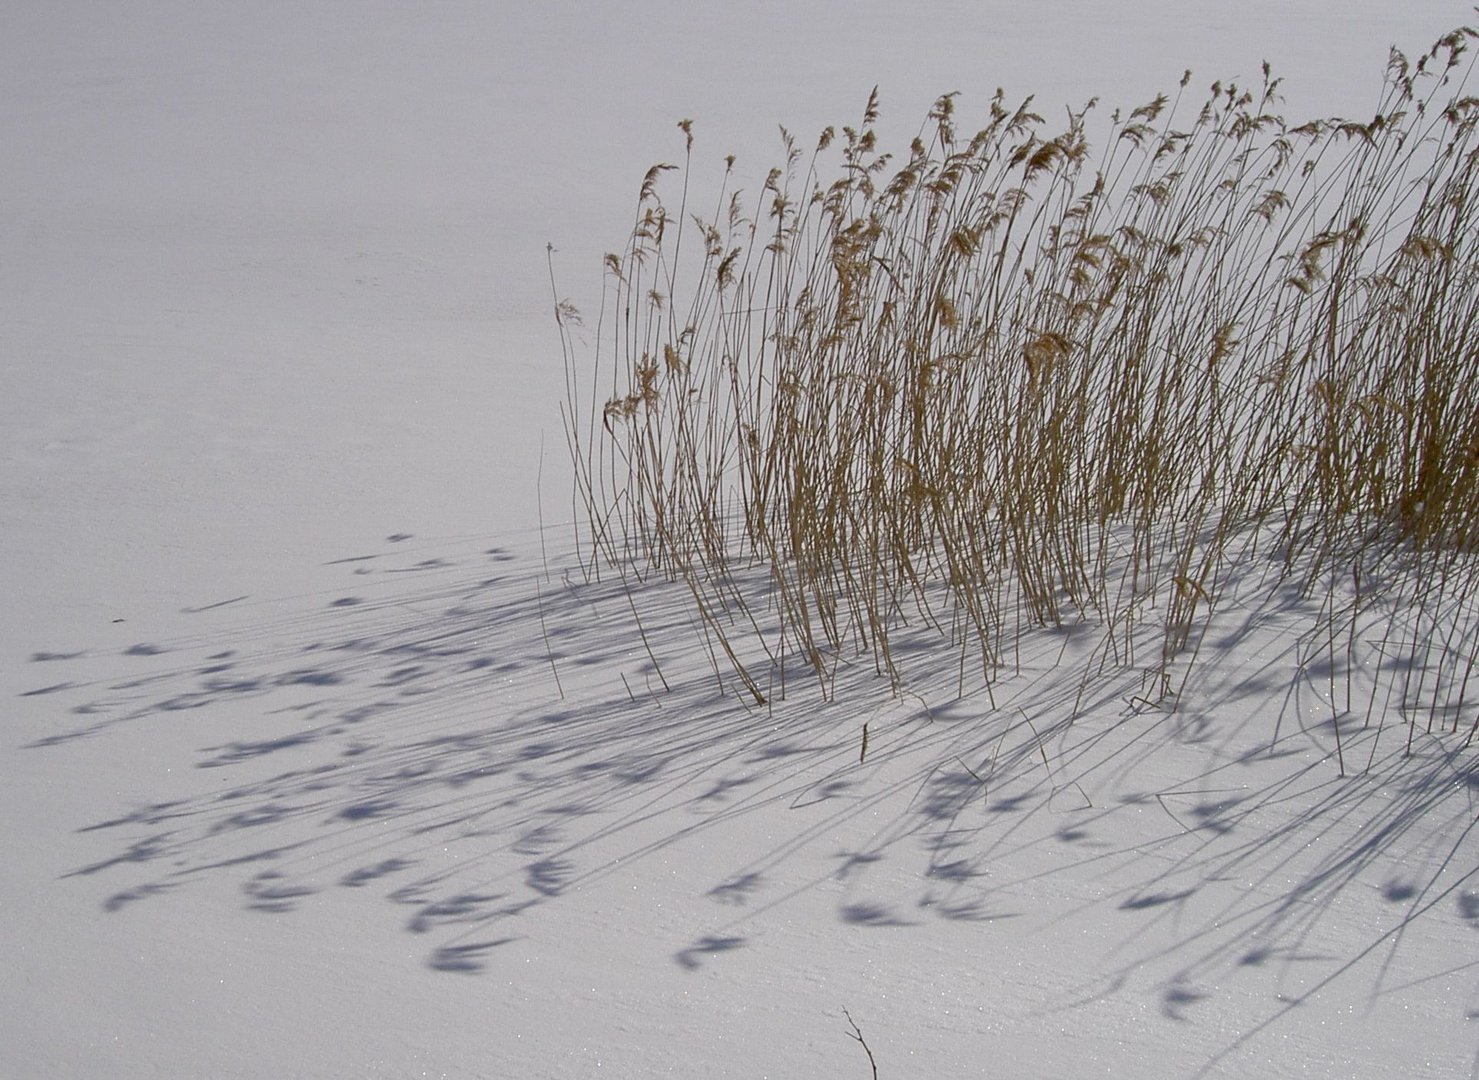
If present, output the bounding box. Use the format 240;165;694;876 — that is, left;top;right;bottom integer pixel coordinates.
20;527;1479;1067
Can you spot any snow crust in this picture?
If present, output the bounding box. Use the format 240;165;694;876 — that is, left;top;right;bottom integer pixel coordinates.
4;4;1476;1077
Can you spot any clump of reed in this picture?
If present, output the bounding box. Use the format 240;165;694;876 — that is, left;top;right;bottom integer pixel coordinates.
556;22;1479;760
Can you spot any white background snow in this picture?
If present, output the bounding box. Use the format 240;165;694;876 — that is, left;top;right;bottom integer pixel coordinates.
3;3;1477;1077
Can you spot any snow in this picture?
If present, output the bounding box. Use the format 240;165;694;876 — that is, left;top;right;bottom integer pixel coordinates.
3;3;1477;1077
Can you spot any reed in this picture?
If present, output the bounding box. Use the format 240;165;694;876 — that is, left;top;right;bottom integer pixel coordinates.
557;22;1479;761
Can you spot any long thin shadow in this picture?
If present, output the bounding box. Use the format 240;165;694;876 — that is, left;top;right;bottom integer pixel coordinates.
25;526;1475;1069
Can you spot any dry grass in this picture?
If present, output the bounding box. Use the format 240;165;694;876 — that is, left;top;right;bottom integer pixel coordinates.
555;22;1479;766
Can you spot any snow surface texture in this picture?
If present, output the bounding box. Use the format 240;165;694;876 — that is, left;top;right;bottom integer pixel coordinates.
3;3;1477;1077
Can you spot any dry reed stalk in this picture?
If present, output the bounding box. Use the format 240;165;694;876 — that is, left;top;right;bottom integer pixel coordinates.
559;21;1479;761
